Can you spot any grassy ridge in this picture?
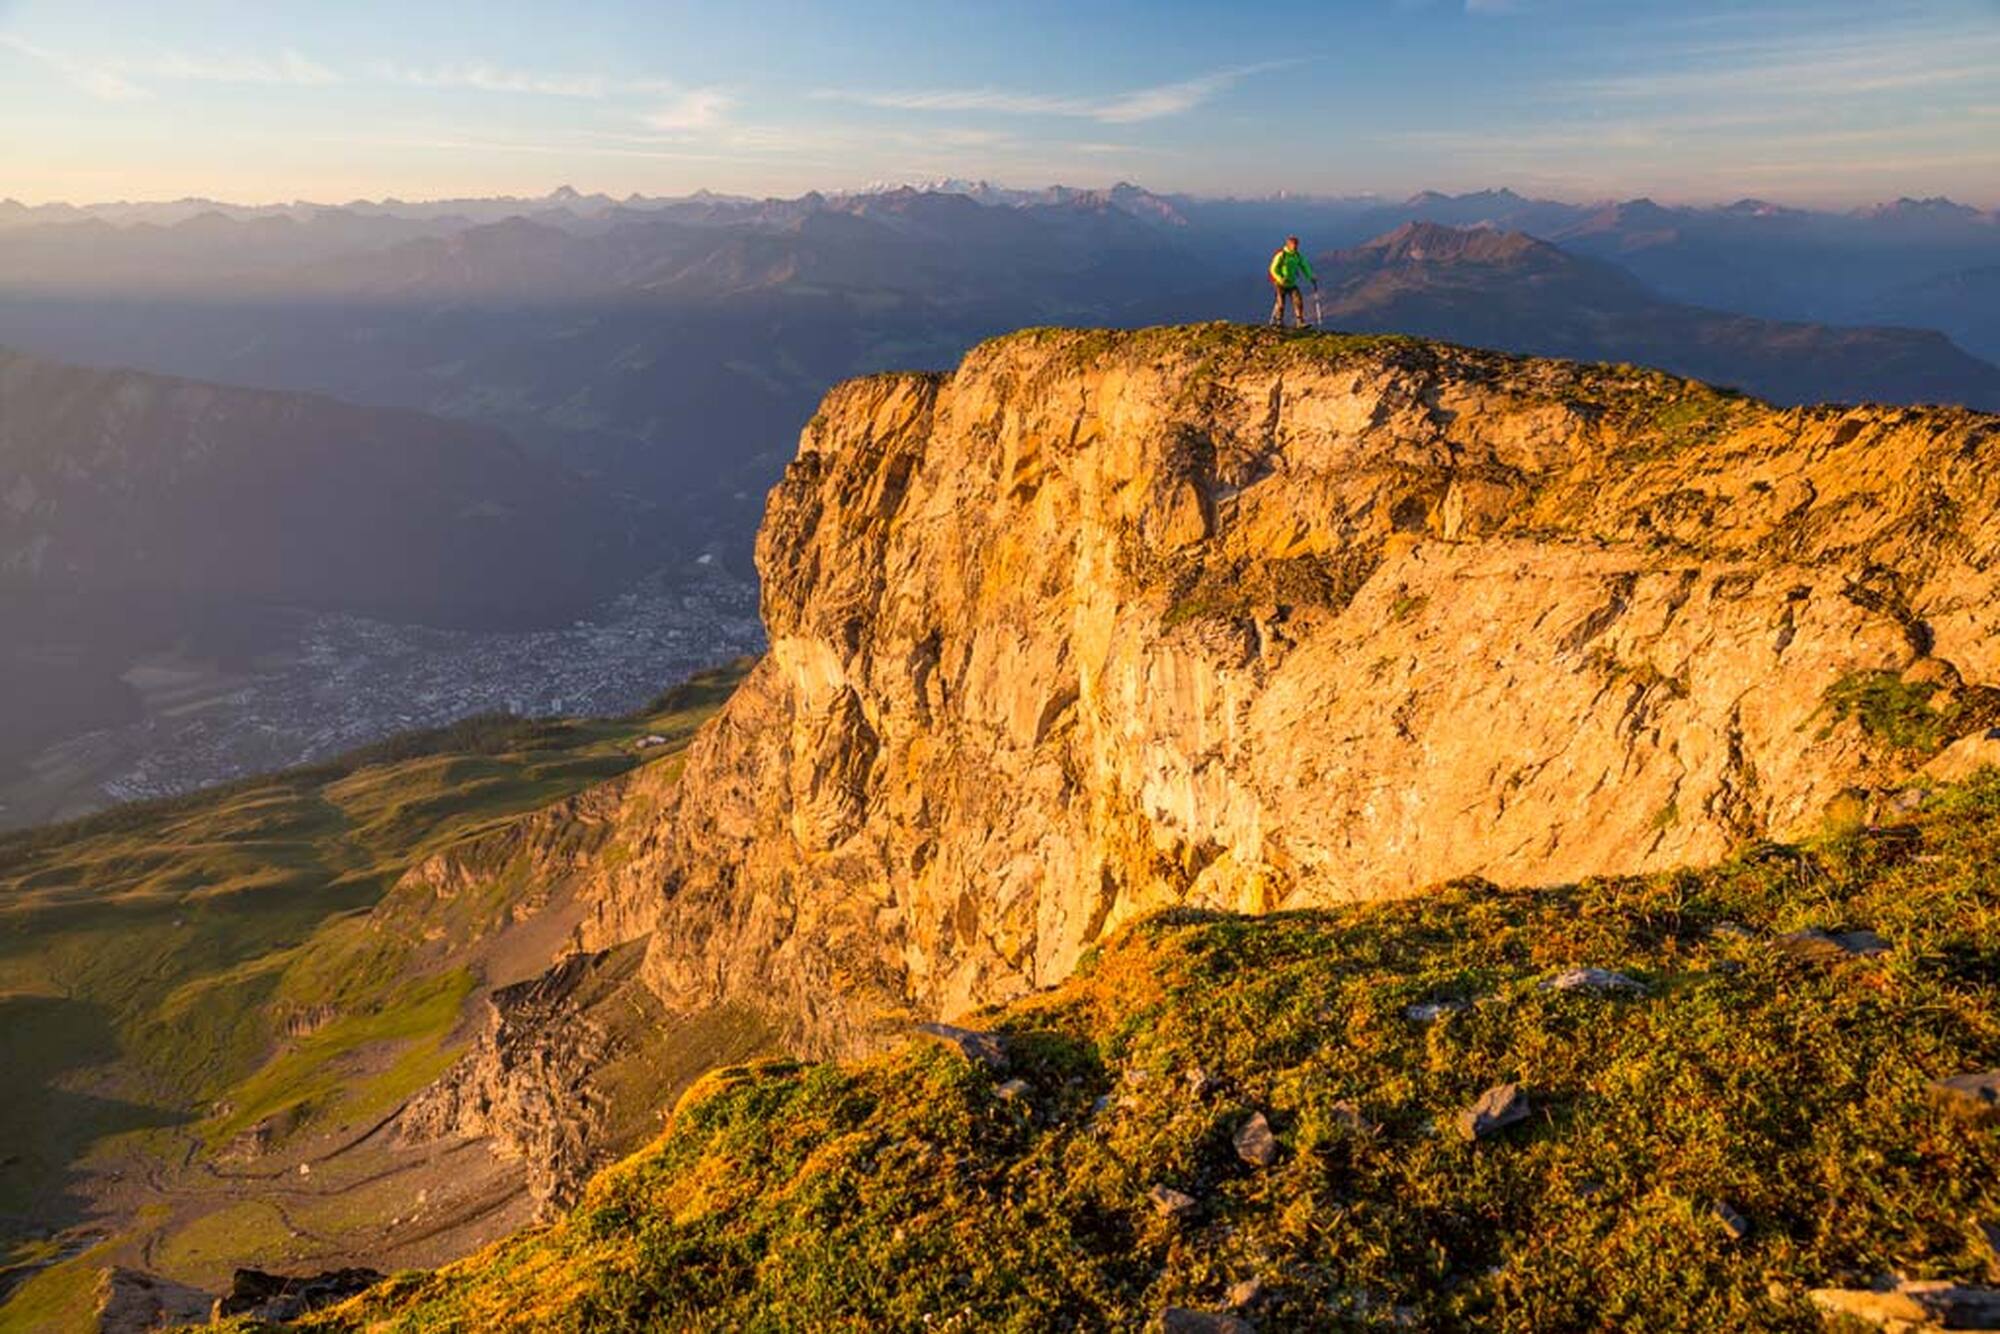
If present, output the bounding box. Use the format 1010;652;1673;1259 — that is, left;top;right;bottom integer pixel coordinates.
304;772;2000;1332
0;663;749;1296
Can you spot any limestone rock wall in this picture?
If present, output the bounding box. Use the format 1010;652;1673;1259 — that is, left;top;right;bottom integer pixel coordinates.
591;325;2000;1055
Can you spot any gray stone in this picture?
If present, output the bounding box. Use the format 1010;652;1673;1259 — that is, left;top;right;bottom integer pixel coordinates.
1160;1309;1254;1334
1541;967;1649;995
1930;1070;2000;1126
994;1078;1031;1102
1404;999;1470;1023
1227;1277;1265;1309
1457;1083;1531;1142
1922;725;2000;784
1773;927;1888;963
1233;1112;1279;1168
1881;786;1929;819
1149;1184;1199;1220
1711;1200;1750;1241
914;1022;1009;1071
1810;1280;2000;1330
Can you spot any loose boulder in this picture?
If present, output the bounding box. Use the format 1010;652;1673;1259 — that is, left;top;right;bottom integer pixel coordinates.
1233;1112;1279;1169
1458;1083;1531;1142
1541;967;1649;995
1809;1280;2000;1330
1773;928;1888;963
95;1268;213;1334
1922;726;2000;784
1404;999;1471;1023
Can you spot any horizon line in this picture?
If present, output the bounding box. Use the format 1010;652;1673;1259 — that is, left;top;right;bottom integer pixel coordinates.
3;179;1996;216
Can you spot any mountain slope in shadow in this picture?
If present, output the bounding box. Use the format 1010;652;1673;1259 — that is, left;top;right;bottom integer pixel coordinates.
1312;222;2000;410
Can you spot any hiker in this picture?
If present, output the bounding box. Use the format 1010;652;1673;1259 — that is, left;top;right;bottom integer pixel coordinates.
1268;235;1317;328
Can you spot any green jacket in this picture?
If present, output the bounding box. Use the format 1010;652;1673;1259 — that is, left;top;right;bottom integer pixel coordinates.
1270;246;1315;288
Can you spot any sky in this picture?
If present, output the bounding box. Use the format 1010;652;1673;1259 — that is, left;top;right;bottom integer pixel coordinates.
1;0;1997;207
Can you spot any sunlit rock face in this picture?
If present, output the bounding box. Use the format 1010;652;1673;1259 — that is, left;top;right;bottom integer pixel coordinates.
579;324;2000;1056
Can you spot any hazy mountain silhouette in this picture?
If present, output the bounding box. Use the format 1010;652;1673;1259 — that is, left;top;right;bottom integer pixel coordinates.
1313;222;2000;408
1868;263;2000;364
0;346;624;626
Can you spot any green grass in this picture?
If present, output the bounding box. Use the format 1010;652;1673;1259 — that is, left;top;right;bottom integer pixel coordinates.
0;1240;115;1334
1818;670;1955;757
0;661;749;1235
1388;590;1430;624
205;967;478;1149
304;770;2000;1333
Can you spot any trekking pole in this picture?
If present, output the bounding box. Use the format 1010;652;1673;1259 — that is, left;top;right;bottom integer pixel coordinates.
1312;284;1323;328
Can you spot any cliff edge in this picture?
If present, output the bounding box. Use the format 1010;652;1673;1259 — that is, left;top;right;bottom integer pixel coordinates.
589;324;2000;1054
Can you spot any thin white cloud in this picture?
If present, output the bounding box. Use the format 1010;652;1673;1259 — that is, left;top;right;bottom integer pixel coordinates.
1396;122;1971;161
644;89;730;131
0;33;149;100
377;62;617;98
1577;24;2000;103
818;63;1282;125
146;48;340;86
1094;67;1273;123
376;133;736;164
0;36;341;96
377;62;722;118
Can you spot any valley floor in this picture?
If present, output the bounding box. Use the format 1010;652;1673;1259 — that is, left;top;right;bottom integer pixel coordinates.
0;669;756;1331
0;567;762;832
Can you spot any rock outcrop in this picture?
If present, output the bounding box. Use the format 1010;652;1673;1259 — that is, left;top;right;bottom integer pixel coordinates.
582;324;2000;1056
397;946;639;1213
92;1267;212;1333
213;1267;385;1323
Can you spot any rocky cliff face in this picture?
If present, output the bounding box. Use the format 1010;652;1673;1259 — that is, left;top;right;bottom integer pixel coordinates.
590;324;2000;1056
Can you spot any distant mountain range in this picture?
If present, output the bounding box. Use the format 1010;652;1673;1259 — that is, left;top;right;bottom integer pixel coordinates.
3;183;1994;549
1309;222;2000;409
